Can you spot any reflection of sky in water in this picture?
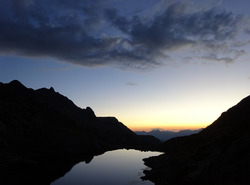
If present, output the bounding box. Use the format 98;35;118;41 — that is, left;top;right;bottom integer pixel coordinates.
51;149;161;185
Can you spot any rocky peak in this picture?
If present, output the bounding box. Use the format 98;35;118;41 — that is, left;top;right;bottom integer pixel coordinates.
7;80;27;90
9;80;25;86
49;87;55;92
86;106;96;118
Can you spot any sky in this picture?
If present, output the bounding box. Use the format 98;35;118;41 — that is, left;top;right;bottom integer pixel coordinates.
0;0;250;131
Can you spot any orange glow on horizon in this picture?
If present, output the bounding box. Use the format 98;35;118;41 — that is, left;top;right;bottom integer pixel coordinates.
129;124;206;132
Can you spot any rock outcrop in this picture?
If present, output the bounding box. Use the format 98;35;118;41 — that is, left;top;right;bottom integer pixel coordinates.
143;95;250;185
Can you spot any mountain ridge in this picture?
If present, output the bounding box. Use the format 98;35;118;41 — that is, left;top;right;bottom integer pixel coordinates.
142;94;250;185
0;80;160;185
135;129;202;141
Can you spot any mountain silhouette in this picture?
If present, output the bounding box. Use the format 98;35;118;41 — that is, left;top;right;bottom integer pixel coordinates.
0;80;160;185
143;95;250;185
135;129;202;141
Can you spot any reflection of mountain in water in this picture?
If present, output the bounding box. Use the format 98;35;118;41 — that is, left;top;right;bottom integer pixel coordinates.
0;80;160;185
52;149;161;185
143;95;250;185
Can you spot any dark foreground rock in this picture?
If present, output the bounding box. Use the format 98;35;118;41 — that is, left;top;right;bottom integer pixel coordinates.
143;95;250;185
0;80;161;185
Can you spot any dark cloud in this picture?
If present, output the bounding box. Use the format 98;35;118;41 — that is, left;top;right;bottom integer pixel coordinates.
0;0;245;69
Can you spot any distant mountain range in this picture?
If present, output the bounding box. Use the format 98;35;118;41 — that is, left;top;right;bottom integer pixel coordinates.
135;129;202;141
0;80;160;185
142;95;250;185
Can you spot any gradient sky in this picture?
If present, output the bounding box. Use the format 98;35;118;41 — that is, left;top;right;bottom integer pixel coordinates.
0;0;250;131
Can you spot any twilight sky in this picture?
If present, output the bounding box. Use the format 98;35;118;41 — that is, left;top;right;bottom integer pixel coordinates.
1;0;250;131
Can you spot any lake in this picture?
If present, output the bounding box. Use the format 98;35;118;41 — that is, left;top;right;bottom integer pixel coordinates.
51;149;161;185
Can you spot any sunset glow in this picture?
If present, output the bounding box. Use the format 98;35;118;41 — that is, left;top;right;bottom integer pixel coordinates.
1;0;250;131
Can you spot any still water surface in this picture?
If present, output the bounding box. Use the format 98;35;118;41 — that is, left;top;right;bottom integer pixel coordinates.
51;149;161;185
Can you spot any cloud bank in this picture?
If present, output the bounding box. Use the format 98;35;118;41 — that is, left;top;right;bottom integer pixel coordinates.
0;0;246;69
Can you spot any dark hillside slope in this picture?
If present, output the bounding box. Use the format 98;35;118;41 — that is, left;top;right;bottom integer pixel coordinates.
143;95;250;185
0;80;160;185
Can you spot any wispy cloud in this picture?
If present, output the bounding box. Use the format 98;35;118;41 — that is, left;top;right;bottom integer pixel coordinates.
39;67;73;72
126;82;138;86
0;0;247;69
